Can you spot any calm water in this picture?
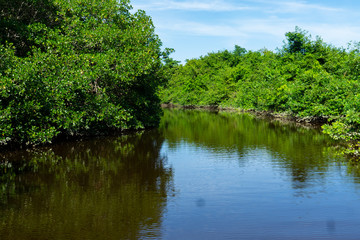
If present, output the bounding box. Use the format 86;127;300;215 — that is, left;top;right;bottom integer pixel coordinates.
1;109;360;239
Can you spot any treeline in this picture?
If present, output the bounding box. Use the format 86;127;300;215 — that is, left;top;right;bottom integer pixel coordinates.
0;0;168;146
159;27;360;154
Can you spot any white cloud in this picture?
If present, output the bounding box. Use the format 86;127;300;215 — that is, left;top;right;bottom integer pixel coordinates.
306;25;360;47
133;0;343;13
158;20;248;37
132;0;360;61
157;15;360;49
282;2;340;12
250;0;342;13
133;0;253;12
157;16;296;39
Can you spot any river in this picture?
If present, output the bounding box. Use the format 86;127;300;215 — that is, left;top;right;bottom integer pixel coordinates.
1;109;360;239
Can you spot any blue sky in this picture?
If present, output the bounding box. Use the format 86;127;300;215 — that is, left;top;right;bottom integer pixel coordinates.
131;0;360;63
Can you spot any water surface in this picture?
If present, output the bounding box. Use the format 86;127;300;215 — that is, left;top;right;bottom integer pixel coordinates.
1;109;360;239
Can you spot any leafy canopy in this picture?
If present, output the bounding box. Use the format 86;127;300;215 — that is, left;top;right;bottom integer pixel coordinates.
0;0;167;146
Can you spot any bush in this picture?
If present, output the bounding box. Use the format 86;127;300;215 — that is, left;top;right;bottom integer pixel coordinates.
0;0;166;146
160;27;360;150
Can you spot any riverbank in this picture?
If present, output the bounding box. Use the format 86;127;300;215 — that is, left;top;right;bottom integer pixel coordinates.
162;104;360;159
159;28;360;153
0;126;153;153
161;103;330;127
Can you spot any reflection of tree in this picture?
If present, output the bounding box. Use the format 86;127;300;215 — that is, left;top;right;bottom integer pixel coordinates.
290;168;311;191
160;109;337;190
0;130;173;240
345;161;360;186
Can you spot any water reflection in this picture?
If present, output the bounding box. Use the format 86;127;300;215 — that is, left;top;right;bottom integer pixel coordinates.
160;109;340;193
159;109;360;240
2;109;360;239
0;130;173;240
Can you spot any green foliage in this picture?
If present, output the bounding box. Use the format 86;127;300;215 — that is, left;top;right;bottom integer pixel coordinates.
160;27;360;153
0;0;165;146
0;0;61;56
283;26;313;55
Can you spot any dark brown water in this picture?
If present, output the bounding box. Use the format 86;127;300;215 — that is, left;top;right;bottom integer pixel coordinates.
1;109;360;239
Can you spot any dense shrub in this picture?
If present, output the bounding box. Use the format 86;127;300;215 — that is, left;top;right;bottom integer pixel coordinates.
160;27;360;151
0;0;166;146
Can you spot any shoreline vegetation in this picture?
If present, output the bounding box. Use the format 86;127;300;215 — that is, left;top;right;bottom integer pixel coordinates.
161;103;329;126
159;27;360;159
0;0;172;149
1;1;360;159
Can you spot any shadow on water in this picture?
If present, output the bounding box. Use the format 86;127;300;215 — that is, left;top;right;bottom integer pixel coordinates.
0;130;173;240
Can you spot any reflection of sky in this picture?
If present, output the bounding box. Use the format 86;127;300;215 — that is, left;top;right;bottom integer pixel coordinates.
160;140;360;239
132;0;360;63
